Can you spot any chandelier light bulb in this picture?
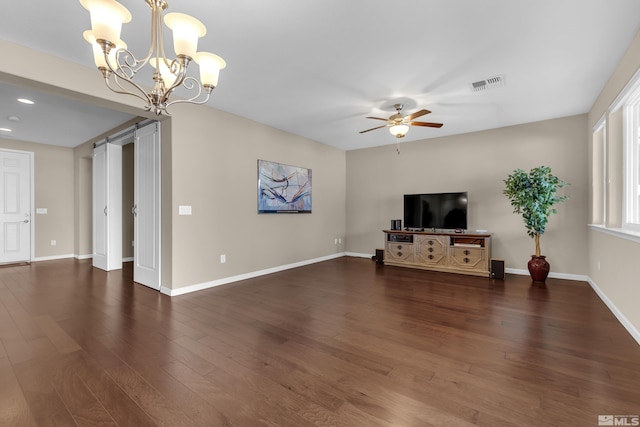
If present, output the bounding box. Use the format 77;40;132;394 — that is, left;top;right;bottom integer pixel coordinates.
79;0;131;45
83;30;126;69
150;58;178;89
194;52;226;88
164;13;207;59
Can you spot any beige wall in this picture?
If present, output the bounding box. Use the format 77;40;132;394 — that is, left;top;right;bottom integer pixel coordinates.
588;231;640;332
0;138;75;258
587;30;640;335
76;157;92;257
168;104;346;290
74;140;93;258
346;115;588;275
122;143;134;259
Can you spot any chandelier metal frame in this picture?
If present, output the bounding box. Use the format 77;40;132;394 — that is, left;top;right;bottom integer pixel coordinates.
80;0;226;115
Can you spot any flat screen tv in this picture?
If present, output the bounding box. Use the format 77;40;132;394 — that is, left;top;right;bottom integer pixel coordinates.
403;192;468;230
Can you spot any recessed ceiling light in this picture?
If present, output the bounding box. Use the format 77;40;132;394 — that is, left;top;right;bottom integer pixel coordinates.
7;116;20;122
17;98;34;105
0;128;12;132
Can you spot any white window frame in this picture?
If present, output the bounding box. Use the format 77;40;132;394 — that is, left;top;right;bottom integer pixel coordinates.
592;117;607;226
591;65;640;243
623;90;640;232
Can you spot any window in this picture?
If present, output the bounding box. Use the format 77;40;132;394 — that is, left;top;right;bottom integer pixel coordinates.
591;65;640;240
592;120;606;225
624;91;640;231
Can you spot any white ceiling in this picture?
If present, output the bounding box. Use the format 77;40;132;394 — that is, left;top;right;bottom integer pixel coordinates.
1;0;640;150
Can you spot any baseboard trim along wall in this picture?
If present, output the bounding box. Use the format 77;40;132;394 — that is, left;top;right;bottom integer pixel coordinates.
505;267;589;282
33;254;75;262
587;278;640;346
162;252;347;296
507;268;638;345
345;252;374;259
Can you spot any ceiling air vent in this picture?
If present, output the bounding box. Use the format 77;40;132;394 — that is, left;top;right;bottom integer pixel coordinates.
471;74;505;92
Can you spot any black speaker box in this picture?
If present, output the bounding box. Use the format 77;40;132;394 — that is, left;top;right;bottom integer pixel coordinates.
490;258;505;279
375;249;384;264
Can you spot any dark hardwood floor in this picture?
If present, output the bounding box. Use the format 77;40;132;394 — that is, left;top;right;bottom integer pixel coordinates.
0;257;639;426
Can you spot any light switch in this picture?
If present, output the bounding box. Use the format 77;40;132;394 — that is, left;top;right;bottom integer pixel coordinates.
36;208;47;214
178;205;192;215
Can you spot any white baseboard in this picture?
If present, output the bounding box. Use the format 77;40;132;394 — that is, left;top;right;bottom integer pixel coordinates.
505;267;589;282
122;257;134;262
587;278;640;346
345;252;373;259
75;254;93;260
505;268;639;345
32;254;75;262
163;252;347;296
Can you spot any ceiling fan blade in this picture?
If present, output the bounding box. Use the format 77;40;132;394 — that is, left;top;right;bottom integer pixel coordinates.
365;116;390;121
406;109;431;121
359;124;388;134
410;121;443;128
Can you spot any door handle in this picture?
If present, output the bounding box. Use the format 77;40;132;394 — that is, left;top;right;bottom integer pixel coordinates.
132;205;137;216
104;206;107;216
23;219;29;223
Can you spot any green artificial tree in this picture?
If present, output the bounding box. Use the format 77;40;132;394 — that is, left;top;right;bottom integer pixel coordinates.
503;166;569;257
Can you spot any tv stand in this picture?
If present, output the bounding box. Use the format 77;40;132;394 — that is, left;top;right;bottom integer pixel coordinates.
383;230;492;277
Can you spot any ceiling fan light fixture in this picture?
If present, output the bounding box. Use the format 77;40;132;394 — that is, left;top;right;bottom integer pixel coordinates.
389;124;409;138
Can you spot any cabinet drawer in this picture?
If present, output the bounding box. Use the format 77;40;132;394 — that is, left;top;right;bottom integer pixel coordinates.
414;236;447;265
450;247;485;270
385;243;414;263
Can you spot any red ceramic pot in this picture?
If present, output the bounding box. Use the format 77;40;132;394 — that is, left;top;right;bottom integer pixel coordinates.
528;255;550;282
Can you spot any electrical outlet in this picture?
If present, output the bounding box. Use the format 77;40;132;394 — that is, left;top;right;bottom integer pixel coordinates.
220;254;226;263
51;240;56;246
334;238;338;245
338;238;342;244
597;260;601;271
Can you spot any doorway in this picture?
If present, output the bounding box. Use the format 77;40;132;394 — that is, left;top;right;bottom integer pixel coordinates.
92;121;161;290
0;149;33;264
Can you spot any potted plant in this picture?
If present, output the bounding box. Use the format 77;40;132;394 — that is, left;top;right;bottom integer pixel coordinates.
503;166;569;282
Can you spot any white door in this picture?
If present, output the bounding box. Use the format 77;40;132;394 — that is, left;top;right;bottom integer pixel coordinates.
133;122;161;290
0;150;32;264
93;143;122;271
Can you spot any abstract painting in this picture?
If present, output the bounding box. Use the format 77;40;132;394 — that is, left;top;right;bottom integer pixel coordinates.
258;160;312;213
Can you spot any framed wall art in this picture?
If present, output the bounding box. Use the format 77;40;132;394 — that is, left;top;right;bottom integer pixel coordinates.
258;160;312;213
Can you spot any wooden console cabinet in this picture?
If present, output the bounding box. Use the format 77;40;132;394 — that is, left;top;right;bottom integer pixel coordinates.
383;230;492;277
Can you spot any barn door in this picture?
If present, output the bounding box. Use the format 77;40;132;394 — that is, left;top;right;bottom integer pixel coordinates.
92;142;122;271
133;121;161;290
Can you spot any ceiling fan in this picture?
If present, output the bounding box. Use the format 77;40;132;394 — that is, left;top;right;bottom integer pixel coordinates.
359;103;443;138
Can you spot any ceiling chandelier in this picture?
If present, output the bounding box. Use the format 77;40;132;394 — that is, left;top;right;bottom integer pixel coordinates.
79;0;226;115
